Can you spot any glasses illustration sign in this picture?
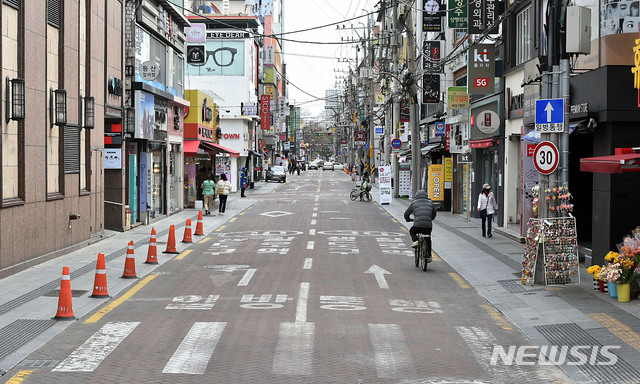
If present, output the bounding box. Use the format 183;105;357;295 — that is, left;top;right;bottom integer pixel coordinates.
186;41;244;76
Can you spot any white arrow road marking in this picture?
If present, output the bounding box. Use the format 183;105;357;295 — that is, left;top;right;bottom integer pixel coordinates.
53;322;140;372
544;102;554;122
237;268;257;286
369;324;416;379
272;282;314;375
163;322;226;374
365;265;392;289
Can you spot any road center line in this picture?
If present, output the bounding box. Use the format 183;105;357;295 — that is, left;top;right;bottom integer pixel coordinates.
296;282;310;323
303;258;313;269
84;274;159;323
310;219;316;225
306;241;314;250
237;269;257;286
309;229;315;236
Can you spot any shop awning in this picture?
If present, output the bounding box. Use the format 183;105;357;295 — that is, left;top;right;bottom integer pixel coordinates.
183;140;240;157
420;143;443;155
470;138;495;148
580;153;640;173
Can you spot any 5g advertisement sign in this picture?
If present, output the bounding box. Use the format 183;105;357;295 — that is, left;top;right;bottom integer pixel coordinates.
467;44;495;94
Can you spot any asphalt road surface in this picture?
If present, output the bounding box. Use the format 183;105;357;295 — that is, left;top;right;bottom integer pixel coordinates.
3;170;570;383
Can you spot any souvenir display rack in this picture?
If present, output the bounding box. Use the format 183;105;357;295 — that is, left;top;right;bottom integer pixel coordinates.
522;217;580;286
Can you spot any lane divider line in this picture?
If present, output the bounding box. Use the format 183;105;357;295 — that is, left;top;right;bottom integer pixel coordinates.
309;229;315;236
175;250;193;260
303;258;313;269
480;304;514;330
197;237;212;244
307;241;315;250
589;313;640;353
449;272;471;289
84;274;159;324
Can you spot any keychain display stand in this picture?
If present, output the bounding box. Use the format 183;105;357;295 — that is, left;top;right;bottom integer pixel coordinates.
522;217;580;286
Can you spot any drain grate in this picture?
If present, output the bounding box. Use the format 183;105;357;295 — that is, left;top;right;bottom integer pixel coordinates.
18;360;59;368
435;219;522;271
42;289;88;298
536;323;640;383
498;279;546;294
0;319;56;361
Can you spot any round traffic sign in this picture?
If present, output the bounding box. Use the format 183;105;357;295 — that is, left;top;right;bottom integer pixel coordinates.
391;138;401;148
533;141;559;175
355;131;366;141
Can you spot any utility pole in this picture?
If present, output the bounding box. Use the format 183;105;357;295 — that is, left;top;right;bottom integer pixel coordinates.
392;2;401;198
407;0;421;196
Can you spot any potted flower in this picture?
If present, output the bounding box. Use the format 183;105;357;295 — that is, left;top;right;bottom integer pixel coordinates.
606;248;640;302
587;265;604;292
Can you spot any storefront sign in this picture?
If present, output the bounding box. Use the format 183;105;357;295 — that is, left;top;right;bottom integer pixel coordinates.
423;75;440;104
447;86;469;109
449;123;468;154
423;41;441;71
509;92;524;119
399;162;411;197
104;123;122;145
260;95;270;130
448;0;467;28
105;149;122;169
242;102;257;116
467;0;497;34
423;0;443;32
634;33;640;106
470;99;500;140
429;164;444;202
444;157;452;184
265;45;275;65
379;165;392;205
139;60;160;81
185;23;206;42
467;44;495;94
206;31;250;39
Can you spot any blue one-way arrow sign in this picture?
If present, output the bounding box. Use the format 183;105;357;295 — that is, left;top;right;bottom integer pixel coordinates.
535;98;564;133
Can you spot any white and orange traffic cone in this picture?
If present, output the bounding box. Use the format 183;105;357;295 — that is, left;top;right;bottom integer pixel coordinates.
182;219;193;243
53;266;76;320
90;253;109;298
121;241;138;278
145;228;158;264
194;211;204;236
163;225;179;254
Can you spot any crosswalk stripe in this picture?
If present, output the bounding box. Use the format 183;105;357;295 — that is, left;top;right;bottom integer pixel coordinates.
163;322;226;374
53;322;140;372
368;324;416;379
272;322;315;375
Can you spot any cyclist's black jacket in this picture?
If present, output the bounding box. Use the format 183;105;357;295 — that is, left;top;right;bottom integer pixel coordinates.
403;190;436;229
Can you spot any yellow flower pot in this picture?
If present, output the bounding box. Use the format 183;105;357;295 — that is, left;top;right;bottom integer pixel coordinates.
617;283;631;303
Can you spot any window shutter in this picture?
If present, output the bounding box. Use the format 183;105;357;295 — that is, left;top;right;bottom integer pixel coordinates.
47;0;61;28
64;126;80;174
3;0;19;9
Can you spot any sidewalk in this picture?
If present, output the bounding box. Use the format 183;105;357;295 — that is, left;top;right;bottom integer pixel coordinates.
372;185;640;383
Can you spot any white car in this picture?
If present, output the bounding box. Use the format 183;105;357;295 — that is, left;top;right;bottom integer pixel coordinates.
323;162;334;170
333;162;344;171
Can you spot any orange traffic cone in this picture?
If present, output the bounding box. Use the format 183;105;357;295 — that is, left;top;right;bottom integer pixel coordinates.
194;211;204;236
346;167;349;175
53;266;76;320
121;241;138;278
182;219;193;243
163;225;179;254
90;253;109;298
145;228;158;264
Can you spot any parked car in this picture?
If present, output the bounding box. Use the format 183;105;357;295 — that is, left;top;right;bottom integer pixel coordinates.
323;162;334;170
333;162;344;171
309;161;319;170
265;166;287;183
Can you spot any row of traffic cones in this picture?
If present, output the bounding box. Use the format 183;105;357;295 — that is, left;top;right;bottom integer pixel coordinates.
53;211;206;320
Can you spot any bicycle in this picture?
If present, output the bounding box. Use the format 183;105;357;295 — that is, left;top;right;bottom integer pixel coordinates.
350;188;371;202
414;233;432;272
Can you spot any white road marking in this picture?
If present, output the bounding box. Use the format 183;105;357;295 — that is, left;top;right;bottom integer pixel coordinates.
313;207;318;211
272;322;315;375
456;326;519;376
296;282;310;323
368;324;416;379
309;229;315;236
163;322;227;374
53;322;140;372
237;268;256;286
310;219;316;225
365;265;392;289
303;258;313;269
312;213;317;217
306;241;315;250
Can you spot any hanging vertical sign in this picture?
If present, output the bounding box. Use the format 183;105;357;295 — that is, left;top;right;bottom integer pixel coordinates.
448;0;467;28
265;45;275;65
468;0;498;34
423;0;443;32
423;75;441;103
428;164;444;202
422;41;441;71
260;95;270;130
467;44;495;94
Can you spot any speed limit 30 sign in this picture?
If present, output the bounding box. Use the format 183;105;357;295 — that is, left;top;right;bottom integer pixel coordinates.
533;141;559;175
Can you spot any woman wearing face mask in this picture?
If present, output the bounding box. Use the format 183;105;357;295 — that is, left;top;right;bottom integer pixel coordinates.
477;183;499;238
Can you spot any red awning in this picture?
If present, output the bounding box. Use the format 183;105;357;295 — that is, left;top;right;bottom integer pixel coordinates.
580;153;640;173
183;140;240;157
470;138;495;148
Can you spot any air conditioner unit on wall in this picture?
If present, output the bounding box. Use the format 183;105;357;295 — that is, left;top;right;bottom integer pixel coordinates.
566;6;591;55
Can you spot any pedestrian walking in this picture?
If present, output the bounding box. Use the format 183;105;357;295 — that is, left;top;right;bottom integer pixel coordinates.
202;174;216;215
216;174;232;215
477;183;499;238
240;167;248;197
296;162;301;176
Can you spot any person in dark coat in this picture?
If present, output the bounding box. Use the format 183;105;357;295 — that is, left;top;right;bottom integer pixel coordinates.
403;190;437;248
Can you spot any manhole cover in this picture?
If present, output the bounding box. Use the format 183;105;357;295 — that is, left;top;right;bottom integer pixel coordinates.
43;290;88;298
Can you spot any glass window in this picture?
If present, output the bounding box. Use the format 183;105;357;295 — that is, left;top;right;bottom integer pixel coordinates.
516;6;532;65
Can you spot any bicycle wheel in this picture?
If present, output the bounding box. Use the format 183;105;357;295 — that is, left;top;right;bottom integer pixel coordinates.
363;192;372;202
350;190;358;201
414;243;420;267
420;240;428;271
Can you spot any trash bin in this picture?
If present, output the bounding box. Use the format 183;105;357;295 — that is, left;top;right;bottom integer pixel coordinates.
249;181;255;189
195;200;203;210
125;206;131;231
143;210;150;225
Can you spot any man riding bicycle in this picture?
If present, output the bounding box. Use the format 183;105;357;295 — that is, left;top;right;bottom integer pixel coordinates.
403;190;437;248
359;172;371;200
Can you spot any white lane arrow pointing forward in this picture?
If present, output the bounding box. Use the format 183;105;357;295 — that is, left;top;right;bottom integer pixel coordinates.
544;102;554;122
365;265;392;289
